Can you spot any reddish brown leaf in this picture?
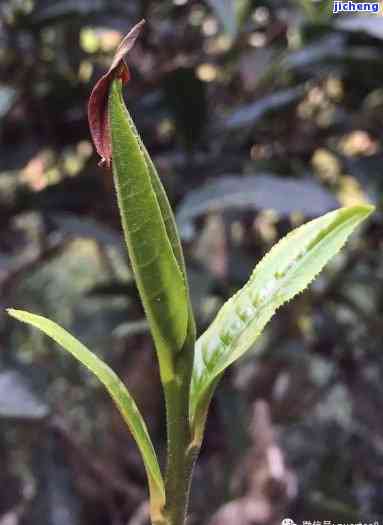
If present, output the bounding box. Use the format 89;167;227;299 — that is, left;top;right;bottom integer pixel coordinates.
87;19;145;168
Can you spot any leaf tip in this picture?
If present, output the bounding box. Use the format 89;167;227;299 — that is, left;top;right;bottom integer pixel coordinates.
360;203;375;215
88;19;145;168
349;203;375;222
7;308;25;321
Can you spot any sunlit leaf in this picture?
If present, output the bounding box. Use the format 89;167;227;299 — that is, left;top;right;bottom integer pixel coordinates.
6;309;165;518
190;205;374;443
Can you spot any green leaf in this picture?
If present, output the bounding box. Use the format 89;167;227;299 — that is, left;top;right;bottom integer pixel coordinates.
109;79;190;382
6;309;165;519
142;143;196;340
117;93;196;341
143;146;188;284
113;76;190;289
190;205;374;442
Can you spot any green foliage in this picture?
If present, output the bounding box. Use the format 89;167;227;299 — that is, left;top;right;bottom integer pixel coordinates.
190;205;374;444
6;309;166;520
8;203;373;524
110;76;197;525
6;19;376;525
109;79;192;383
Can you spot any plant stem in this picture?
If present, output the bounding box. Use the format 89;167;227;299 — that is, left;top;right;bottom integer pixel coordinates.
162;331;197;525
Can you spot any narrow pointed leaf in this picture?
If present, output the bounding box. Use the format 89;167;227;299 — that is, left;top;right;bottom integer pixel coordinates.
190;205;374;442
117;92;190;290
143;147;189;285
120;107;196;340
6;309;165;516
109;79;189;381
143;146;196;342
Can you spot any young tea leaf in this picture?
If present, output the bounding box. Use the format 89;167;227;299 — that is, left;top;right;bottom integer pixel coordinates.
6;309;165;519
190;205;374;442
117;93;194;327
109;79;190;381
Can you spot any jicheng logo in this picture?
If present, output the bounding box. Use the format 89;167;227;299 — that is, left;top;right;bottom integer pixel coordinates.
333;1;380;13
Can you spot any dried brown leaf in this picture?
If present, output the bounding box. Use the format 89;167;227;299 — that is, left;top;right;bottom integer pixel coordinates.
87;19;145;168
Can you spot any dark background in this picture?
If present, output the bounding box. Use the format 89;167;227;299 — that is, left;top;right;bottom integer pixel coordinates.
1;1;383;524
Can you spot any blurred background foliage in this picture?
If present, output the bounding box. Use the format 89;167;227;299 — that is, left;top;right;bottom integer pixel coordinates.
0;0;382;524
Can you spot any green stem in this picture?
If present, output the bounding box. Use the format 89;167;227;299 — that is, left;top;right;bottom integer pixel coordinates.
162;329;197;525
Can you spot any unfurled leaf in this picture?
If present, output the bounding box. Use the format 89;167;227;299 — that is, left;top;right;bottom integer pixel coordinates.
189;205;374;443
6;309;165;519
108;79;191;381
88;20;145;167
